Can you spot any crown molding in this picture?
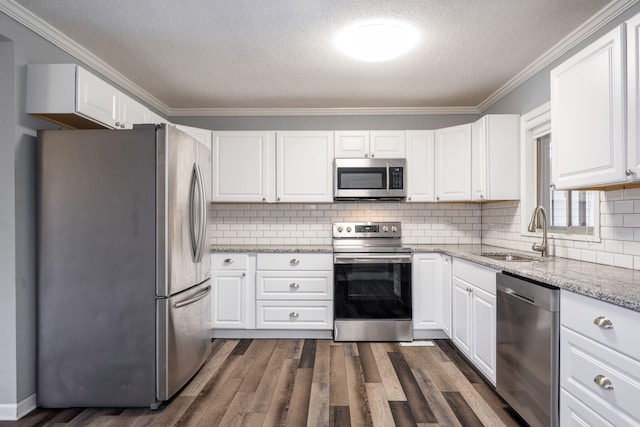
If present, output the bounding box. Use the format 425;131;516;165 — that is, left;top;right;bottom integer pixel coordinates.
168;106;481;117
0;0;171;115
477;0;640;111
2;0;638;117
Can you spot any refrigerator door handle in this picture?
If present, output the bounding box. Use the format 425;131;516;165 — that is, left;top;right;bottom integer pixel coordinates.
172;285;211;309
188;164;199;261
194;163;207;263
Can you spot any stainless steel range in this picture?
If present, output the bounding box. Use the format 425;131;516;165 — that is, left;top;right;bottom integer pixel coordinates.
333;222;413;342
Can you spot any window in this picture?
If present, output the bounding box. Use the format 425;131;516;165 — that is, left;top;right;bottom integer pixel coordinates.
535;133;596;234
521;103;600;241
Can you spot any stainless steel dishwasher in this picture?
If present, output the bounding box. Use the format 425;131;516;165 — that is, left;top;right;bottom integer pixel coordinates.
496;272;559;427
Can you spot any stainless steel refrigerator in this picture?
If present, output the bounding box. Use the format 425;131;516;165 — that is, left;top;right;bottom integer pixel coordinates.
37;124;211;408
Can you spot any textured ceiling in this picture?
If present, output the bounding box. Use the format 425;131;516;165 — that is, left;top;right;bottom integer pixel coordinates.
13;0;613;110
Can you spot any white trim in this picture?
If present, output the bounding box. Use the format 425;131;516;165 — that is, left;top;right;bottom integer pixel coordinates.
1;0;638;117
0;393;36;421
520;103;601;245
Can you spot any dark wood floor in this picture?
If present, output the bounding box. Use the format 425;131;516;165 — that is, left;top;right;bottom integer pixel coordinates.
3;339;527;427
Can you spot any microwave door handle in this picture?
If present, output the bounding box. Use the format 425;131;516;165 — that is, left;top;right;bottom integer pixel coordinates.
386;162;390;194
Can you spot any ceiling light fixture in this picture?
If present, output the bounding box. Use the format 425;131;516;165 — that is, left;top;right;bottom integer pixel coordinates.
336;20;418;62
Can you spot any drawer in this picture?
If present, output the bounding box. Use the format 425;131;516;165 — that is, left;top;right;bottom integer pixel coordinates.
452;258;497;295
212;253;250;270
561;290;640;359
257;271;333;300
561;326;640;425
257;253;333;271
560;389;614;427
256;301;333;330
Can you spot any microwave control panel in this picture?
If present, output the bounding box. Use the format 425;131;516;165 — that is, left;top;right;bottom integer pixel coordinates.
390;167;403;189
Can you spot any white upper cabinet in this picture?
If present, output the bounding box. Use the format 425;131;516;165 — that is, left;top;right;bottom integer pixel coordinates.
211;131;276;202
27;64;151;130
627;13;640;180
405;130;435;202
550;24;626;189
276;131;334;203
471;115;520;201
434;124;472;201
335;130;405;158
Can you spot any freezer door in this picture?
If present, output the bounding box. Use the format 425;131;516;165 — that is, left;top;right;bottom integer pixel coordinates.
156;281;212;401
157;125;206;297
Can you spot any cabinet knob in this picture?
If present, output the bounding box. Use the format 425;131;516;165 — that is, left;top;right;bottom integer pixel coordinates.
370;153;375;158
549;182;555;189
626;168;633;177
593;375;614;390
593;316;613;329
277;197;281;202
121;123;126;129
224;258;233;264
290;282;300;289
436;196;440;201
289;312;300;318
479;194;485;199
364;153;369;158
242;272;246;277
290;259;300;265
115;121;121;128
262;197;266;202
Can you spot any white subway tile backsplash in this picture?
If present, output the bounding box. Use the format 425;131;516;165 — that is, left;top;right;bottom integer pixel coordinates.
209;202;482;246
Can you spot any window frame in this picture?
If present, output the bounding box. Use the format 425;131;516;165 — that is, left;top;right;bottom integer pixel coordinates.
520;102;601;242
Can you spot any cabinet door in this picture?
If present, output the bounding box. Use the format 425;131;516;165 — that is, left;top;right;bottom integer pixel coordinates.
470;285;496;385
335;131;368;158
551;24;626;189
627;14;640;181
277;131;334;202
118;92;149;129
471;117;489;201
406;131;435;202
435;124;472;201
370;131;406;158
412;254;442;330
211;270;251;329
211;131;276;202
76;67;119;128
451;276;472;357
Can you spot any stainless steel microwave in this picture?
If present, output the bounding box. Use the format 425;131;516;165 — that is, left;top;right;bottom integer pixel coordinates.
334;158;406;201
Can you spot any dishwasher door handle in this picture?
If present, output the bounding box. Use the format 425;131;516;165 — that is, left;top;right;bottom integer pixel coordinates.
503;288;536;306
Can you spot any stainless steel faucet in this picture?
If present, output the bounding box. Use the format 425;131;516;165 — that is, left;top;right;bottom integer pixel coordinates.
527;205;549;257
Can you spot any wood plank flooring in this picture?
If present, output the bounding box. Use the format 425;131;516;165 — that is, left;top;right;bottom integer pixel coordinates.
3;339;527;427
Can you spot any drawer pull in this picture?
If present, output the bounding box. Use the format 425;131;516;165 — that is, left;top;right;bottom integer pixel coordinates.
290;259;300;265
289;312;300;318
594;375;614;390
224;258;233;264
290;283;300;289
593;316;614;329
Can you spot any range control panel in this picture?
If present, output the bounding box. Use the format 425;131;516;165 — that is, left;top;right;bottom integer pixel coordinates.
333;222;402;239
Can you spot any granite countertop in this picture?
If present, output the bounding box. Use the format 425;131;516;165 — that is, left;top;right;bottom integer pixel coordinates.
210;244;640;312
412;244;640;313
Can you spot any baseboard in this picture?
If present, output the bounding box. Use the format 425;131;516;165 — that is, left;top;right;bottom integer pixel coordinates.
0;393;37;420
413;330;449;340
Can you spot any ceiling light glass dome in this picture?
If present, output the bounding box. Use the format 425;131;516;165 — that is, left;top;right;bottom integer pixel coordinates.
336;20;418;62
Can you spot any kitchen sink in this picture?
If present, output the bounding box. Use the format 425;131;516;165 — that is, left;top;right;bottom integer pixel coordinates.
479;252;541;262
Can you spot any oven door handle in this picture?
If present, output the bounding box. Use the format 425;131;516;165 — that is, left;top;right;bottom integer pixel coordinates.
334;253;412;264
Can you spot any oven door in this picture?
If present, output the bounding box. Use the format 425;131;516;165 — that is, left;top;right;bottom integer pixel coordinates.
333;253;412;320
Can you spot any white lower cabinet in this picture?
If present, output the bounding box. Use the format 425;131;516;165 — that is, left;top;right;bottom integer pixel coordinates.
412;253;451;338
451;258;497;385
560;290;640;426
211;253;255;329
255;253;333;330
